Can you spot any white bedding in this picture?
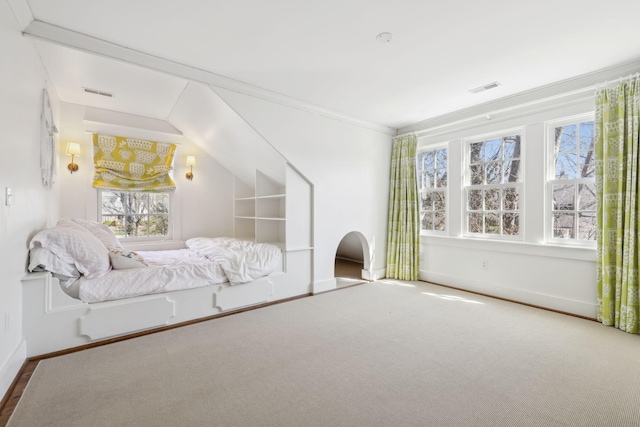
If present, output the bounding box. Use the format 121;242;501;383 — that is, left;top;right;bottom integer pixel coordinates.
186;237;282;284
77;240;282;303
79;249;227;303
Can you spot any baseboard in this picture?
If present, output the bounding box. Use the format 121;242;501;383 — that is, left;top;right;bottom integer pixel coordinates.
313;278;337;294
362;268;385;281
335;256;364;264
0;340;26;402
420;271;597;319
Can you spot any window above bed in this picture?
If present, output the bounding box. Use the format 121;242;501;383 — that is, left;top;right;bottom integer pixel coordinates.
98;190;171;239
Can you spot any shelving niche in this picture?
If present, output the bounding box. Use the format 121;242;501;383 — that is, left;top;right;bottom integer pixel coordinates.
234;170;286;247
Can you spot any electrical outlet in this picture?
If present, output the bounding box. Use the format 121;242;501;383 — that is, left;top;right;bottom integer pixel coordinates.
5;187;12;206
481;260;488;270
4;313;9;333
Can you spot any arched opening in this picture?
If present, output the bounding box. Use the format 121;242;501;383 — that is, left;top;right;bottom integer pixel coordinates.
334;231;370;288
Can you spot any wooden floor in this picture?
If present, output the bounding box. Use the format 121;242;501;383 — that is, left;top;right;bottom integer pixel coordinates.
0;360;38;426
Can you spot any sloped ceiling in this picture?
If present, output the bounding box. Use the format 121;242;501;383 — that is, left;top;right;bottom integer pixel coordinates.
16;0;640;130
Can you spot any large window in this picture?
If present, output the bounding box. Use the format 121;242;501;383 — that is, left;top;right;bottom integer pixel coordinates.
417;147;447;232
547;117;596;243
465;133;522;237
99;190;170;239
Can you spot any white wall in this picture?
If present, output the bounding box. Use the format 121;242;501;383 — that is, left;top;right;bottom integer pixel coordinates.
56;103;234;242
0;0;59;398
213;87;392;291
417;99;598;318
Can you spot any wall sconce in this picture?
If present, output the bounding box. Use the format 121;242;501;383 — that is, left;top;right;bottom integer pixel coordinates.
186;156;196;180
66;142;81;174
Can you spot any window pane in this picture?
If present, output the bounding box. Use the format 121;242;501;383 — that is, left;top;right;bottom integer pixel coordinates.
485;189;500;210
553;184;575;211
503;138;520;160
433;191;445;210
504;159;521;182
555;153;577;179
422;212;434;231
149;193;169;214
579;151;595;178
578;212;596;240
102;215;125;237
470;142;484;163
559;124;577;151
579;121;594;150
436;149;447;169
436;169;447;188
470;164;484;185
486;162;502;184
126;193;149;215
468;190;483;210
424;152;435;172
101;191;125;215
149;215;169;236
577;183;596;211
502;213;519;236
434;212;446;232
503;187;519;211
421;191;433;210
553;213;575;239
485;139;502;161
484;213;500;234
468;213;483;233
125;215;144;237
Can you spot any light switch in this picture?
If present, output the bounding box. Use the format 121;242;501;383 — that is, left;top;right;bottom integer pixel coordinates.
5;187;12;206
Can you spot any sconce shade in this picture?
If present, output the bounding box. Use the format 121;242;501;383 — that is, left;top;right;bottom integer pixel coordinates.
66;142;81;156
186;156;196;167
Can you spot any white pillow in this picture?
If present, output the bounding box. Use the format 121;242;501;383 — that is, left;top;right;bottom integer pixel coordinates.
57;218;123;249
109;247;147;270
29;224;111;279
28;246;81;288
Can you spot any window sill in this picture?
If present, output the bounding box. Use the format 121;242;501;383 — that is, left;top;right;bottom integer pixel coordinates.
420;234;596;262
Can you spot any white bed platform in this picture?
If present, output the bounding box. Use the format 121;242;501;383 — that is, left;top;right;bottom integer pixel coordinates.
22;271;288;357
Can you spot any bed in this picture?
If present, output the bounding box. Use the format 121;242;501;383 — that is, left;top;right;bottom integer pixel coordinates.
22;218;287;356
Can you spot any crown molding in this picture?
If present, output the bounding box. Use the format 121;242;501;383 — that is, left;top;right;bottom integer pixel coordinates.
399;59;640;138
23;20;396;136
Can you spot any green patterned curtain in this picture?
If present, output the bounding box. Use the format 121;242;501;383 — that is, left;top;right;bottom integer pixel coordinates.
595;74;640;333
93;134;177;192
386;134;419;280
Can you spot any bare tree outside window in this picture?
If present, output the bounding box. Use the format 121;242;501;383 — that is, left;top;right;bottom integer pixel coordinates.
417;148;447;232
466;135;522;237
100;191;170;238
550;120;595;241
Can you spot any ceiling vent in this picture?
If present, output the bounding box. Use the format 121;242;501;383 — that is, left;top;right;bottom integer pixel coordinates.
83;87;113;98
469;82;500;94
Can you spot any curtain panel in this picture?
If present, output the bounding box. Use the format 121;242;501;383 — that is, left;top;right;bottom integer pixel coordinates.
92;134;177;192
595;74;640;333
386;134;419;280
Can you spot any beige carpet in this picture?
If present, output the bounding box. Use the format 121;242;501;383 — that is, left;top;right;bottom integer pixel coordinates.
9;280;640;426
335;258;367;288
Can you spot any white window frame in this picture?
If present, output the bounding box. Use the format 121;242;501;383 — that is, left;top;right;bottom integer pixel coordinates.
417;144;448;235
97;189;173;241
463;129;524;241
545;113;596;247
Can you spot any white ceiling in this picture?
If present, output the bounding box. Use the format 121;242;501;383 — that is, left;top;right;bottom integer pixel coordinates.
22;0;640;130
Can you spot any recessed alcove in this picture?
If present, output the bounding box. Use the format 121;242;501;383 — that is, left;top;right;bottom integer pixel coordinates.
334;231;370;288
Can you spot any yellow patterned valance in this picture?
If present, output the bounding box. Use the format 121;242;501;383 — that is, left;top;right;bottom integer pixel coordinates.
92;134;177;192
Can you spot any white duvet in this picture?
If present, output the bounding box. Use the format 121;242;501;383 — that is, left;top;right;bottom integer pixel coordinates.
78;239;282;303
186;237;282;284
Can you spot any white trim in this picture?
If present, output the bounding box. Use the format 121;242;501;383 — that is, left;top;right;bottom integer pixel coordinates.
399;60;640;138
420;234;596;262
313;278;337;294
0;339;26;401
419;271;597;319
22;20;396;136
362;268;385;281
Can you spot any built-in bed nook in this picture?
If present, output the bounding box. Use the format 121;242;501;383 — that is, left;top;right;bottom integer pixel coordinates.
22;117;313;357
